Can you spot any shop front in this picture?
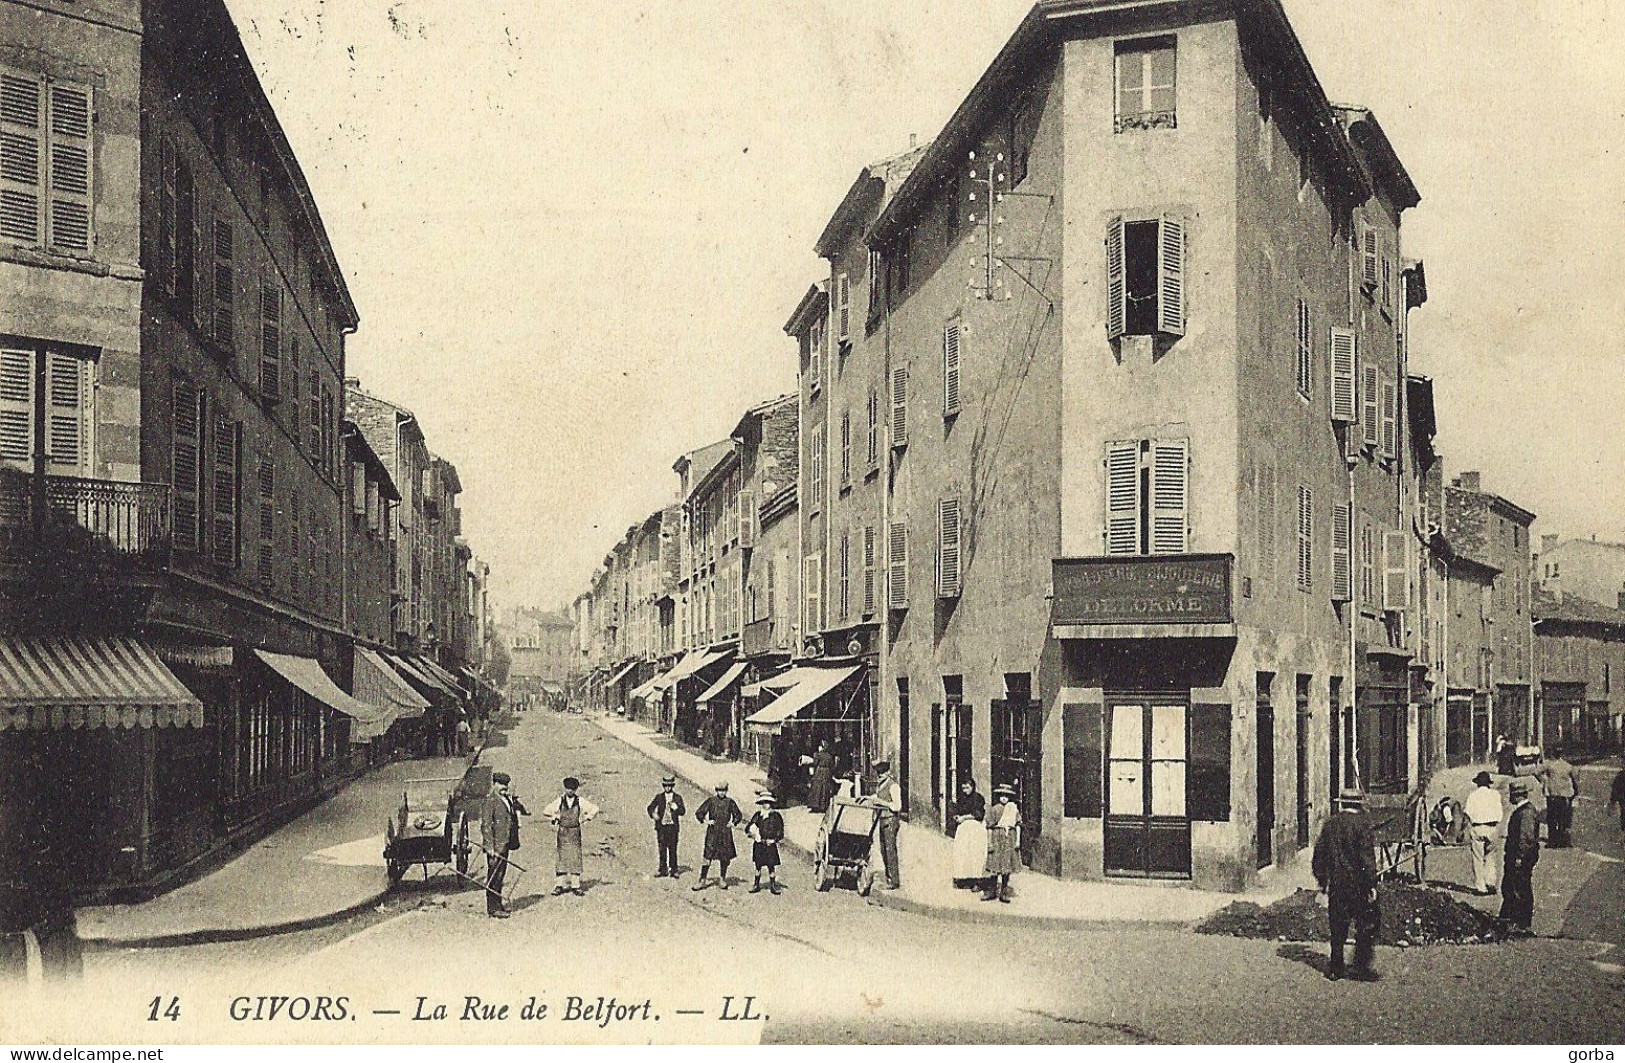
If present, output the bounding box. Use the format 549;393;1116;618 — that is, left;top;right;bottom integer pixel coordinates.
743;661;867;807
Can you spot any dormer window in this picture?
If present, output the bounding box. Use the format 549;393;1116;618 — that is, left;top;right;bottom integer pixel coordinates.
1115;37;1176;133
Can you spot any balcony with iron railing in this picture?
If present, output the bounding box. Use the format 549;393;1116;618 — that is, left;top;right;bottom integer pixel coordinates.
0;468;173;575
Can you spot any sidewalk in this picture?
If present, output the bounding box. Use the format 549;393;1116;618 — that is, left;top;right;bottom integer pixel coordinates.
594;714;1280;927
76;753;468;948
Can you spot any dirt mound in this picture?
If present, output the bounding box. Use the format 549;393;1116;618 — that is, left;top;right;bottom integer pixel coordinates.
1196;886;1505;946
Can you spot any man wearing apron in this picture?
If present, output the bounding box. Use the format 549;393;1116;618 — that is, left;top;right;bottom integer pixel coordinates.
547;777;599;896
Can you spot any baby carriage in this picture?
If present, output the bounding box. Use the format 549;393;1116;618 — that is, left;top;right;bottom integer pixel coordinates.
813;797;880;894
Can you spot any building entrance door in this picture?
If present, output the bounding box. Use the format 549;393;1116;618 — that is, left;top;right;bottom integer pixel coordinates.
1104;698;1191;879
1256;700;1275;869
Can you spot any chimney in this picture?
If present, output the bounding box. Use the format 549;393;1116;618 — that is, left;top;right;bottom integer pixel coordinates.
1456;471;1481;493
1542;534;1558;553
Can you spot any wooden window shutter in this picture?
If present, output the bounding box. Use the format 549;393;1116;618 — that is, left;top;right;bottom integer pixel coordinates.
259;284;282;401
1382;529;1407;612
1157;214;1186;337
1380;378;1398;460
836;273;850;343
1360;364;1380;448
937;497;963;598
942;318;961;417
44;352;88;474
213;216;235;349
887;520;909;610
171;383;203;553
890;365;909;449
156;139;176;294
1331;501;1352;603
1329;327;1357;423
1188;702;1232;821
862;524;877;616
866;384;879;464
1361;222;1379;291
839;530;851;619
808;320;822;388
1149;439;1189;555
1104;439;1140;555
1295;299;1312;397
0;70;45;245
307;369;320;459
257;455;275;587
1360;521;1375;606
45;81;92;254
839;410;851;484
809;426;823;501
212;413;240;567
738;489;755;548
1295;484;1313;592
191;191;212;333
1105;215;1126;340
1062;701;1104;818
0;347;35;468
804;552;822;634
350;461;366;516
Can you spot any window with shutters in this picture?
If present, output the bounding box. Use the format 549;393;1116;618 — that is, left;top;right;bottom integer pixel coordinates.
211;216;235;351
1332;502;1352;603
838;530;851;621
839;410;851;487
307;369;321;465
1104;438;1188;556
0;346;92;477
1380;378;1398;461
1106;215;1185;339
807;316;823;394
867;248;883;323
890;365;909;450
322;383;336;480
1329;328;1357;423
1295;485;1313;592
834;273;850;346
1255;457;1276;585
1295;299;1312;399
259;284;282;402
937;497;963;598
0;70;94;255
1382;530;1407;612
808;426;824;511
1360;222;1379;295
862;525;877;617
212;412;241;568
1380;238;1394;313
886;520;909;611
257;455;274;587
942;317;962;417
172;382;204;553
866;384;879;467
1113;37;1176;132
804;552;822;635
1360;364;1380;450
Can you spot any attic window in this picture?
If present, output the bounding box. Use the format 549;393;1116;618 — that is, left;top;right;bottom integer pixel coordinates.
1115;37;1176;133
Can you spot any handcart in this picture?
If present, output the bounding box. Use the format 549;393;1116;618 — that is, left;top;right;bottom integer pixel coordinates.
813;798;880;894
382;764;491;885
1372;782;1431;884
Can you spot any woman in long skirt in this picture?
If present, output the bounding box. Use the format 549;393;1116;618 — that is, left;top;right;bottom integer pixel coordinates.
982;783;1022;903
547;777;599;896
950;778;988;889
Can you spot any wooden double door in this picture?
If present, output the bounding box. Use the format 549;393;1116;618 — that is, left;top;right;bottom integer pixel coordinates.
1104;697;1191;879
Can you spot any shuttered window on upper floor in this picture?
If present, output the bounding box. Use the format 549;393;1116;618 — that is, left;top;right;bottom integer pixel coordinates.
1296;485;1313;593
1106;214;1185;340
1295;299;1312;399
1105;438;1188;557
936;497;963;599
943;317;962;417
0;69;94;255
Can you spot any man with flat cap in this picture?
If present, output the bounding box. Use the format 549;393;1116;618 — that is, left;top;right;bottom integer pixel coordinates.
866;759;902;890
692;782;743;891
1463;770;1504;895
480;772;529;918
1500;777;1540;935
647;775;686;878
1312;787;1379;981
545;777;599;897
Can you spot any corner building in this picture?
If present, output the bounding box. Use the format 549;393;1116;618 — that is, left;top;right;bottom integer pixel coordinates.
841;0;1425;889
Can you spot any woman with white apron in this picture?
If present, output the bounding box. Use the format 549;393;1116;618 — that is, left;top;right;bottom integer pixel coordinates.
950;778;989;889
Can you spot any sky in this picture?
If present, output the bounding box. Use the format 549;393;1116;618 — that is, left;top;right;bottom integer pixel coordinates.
224;0;1625;615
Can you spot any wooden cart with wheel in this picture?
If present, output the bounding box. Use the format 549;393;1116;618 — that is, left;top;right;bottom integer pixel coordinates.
382;769;483;886
1372;784;1429;884
812;798;880;894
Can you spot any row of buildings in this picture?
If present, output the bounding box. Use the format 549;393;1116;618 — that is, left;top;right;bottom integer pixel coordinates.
572;0;1624;893
0;0;498;959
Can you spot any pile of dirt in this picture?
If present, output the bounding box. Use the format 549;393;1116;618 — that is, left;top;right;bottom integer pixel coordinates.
1196;886;1505;946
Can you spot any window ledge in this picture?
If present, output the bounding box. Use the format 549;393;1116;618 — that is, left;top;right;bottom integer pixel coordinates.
0;244;142;281
1115;111;1177;133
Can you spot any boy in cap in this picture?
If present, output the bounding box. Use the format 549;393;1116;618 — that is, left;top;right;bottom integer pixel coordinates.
746;792;785;895
545;777;599;897
1463;770;1504;895
480;772;528;918
1312;787;1380;981
646;775;685;878
692;782;743;891
1499;778;1540;935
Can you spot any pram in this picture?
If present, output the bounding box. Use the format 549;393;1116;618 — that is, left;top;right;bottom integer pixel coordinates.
813;798;880;894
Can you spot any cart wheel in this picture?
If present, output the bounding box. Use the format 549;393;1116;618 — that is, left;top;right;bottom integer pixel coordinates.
387;858;407;884
814;856;833;892
858;867;874;897
1415;842;1427;884
454;815;470;877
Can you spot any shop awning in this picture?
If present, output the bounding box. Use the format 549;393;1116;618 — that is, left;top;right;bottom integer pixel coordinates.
741;667;805;698
605;660;639;687
696;662;749;706
745;664;861;732
354;648;429;721
254;650;392;741
416;656;466;692
149;640;235;673
629;674;669;702
0;636;203;731
391;654;462;699
669;648;729;683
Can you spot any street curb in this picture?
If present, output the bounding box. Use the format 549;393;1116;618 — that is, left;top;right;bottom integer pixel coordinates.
77;888;394;952
591;715;1206;932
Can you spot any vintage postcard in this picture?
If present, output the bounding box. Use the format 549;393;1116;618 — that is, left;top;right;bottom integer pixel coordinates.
1;0;1623;1048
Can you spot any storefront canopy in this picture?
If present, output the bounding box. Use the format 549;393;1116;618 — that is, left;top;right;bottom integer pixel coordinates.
669;648;729;683
0;636;203;731
354;648;429;722
741;667;805;698
744;664;861;732
605;660;639;688
390;654;462;700
696;662;749;706
417;655;465;692
628;673;670;703
255;650;392;741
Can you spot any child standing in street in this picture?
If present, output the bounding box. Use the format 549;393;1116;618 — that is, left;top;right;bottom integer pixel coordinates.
747;792;785;895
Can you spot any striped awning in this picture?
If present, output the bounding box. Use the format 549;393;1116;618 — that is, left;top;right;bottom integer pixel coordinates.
417;656;465;692
354;647;429;727
0;637;203;731
696;662;749;706
254;650;392;741
605;660;639;687
391;654;462;699
745;665;861;733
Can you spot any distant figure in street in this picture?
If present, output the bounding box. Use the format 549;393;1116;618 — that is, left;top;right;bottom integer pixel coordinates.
480;772;529;918
1312;787;1380;981
982;783;1022;903
867;760;902;890
546;777;599;897
1463;771;1504;895
646;775;685;878
1540;748;1580;848
746;792;785;895
1496;735;1517;778
833;769;857;804
1500;778;1540;936
1609;759;1625;834
808;741;836;813
951;777;989;890
455;713;472;757
692;782;744;891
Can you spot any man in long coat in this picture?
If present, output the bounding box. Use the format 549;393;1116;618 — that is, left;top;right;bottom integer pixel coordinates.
1500;778;1540;935
1311;787;1380;981
808;741;836;813
646;775;686;878
480;772;528;918
691;782;743;891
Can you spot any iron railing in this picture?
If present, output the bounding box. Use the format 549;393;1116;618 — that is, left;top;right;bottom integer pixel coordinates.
0;469;173;561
